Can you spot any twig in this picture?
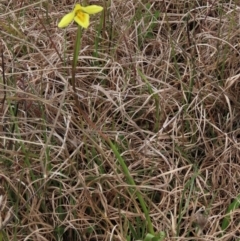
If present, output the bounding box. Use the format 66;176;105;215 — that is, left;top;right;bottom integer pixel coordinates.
34;9;63;62
1;48;6;114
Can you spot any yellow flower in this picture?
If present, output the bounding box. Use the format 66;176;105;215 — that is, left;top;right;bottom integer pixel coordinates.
58;4;103;29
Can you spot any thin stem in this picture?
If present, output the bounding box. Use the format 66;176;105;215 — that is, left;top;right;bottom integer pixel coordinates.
71;25;82;92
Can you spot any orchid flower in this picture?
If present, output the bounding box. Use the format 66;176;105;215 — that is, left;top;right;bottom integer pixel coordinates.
58;3;103;29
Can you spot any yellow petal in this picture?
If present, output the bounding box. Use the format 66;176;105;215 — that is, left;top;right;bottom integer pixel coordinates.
80;5;103;14
58;11;75;28
73;3;81;13
74;12;90;29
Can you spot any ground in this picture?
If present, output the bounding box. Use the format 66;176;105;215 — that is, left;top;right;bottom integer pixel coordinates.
0;0;240;240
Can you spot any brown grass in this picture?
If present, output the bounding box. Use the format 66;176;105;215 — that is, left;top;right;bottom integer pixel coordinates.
0;0;240;240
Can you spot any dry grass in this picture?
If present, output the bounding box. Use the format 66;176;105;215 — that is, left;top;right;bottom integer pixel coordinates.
0;0;240;240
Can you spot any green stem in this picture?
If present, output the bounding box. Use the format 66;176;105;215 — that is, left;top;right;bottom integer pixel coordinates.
71;26;82;91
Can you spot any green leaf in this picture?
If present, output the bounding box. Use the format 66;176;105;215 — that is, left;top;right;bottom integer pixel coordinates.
144;231;165;241
221;194;240;231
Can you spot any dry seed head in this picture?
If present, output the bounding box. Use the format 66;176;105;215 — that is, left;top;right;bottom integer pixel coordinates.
191;212;208;229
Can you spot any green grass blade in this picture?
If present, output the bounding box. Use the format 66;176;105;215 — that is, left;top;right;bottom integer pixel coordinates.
221;194;240;231
109;140;155;235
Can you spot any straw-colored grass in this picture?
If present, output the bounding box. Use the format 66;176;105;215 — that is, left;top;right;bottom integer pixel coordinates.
0;0;240;240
